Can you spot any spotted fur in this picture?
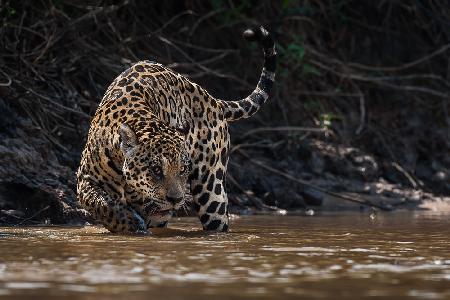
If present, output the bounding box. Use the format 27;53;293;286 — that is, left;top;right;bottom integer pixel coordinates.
77;26;276;233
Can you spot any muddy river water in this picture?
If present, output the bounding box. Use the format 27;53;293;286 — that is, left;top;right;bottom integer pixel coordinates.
0;212;449;299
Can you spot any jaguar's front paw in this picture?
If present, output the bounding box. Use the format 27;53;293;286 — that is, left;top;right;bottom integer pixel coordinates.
104;204;150;234
129;209;150;234
120;207;149;234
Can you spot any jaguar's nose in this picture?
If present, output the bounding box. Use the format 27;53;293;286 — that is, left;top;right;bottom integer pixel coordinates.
166;195;183;205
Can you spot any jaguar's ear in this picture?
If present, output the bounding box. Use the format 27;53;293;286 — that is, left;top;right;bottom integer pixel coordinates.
120;123;138;154
175;121;190;136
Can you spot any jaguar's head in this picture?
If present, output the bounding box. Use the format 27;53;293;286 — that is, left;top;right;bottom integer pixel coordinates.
119;123;191;215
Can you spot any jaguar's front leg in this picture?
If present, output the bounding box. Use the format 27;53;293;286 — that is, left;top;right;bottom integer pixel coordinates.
77;177;148;234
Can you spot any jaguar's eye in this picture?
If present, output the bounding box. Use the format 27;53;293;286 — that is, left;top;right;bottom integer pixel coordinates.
180;164;189;175
152;166;163;177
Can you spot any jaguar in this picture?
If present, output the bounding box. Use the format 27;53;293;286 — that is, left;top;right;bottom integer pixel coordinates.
76;26;276;233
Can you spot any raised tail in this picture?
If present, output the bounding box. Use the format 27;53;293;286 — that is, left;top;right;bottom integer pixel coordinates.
220;26;276;122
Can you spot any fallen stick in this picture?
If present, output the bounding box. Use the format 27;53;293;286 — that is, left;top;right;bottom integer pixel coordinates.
14;205;50;226
227;169;280;211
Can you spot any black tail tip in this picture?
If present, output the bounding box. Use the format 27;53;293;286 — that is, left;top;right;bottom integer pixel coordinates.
242;26;269;41
243;28;257;41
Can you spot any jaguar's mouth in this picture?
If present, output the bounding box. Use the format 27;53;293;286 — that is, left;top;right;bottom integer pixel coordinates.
142;202;172;214
150;209;173;218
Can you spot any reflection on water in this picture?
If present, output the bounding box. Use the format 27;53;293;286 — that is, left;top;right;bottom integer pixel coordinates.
0;212;449;299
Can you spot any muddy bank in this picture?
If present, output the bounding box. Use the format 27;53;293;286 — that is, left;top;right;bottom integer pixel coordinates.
0;99;89;224
227;134;449;214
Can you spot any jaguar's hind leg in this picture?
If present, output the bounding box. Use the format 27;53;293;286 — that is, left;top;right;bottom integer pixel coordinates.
191;168;229;232
189;132;230;232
